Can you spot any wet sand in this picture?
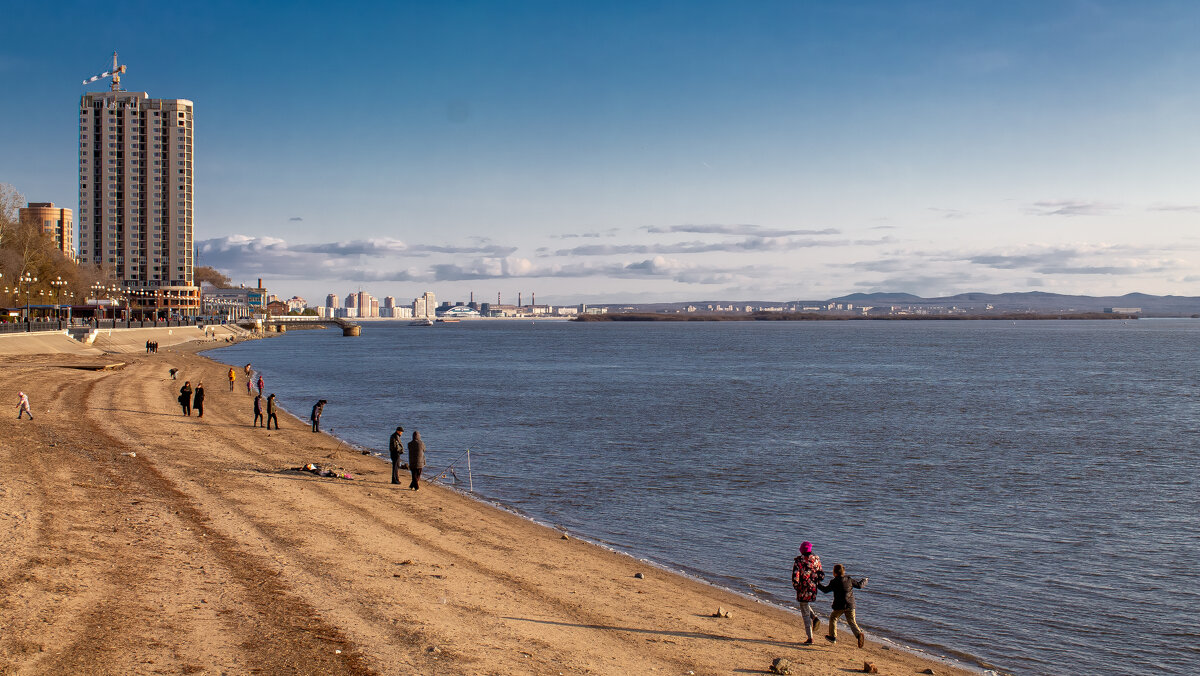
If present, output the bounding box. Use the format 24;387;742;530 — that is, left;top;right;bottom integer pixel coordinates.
0;333;976;675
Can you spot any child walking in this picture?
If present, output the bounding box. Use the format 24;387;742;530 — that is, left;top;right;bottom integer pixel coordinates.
817;563;869;648
17;392;33;420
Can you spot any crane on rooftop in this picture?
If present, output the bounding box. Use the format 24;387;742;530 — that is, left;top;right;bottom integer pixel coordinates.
82;51;127;92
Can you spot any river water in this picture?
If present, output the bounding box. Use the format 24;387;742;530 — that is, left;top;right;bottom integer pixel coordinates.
205;319;1199;675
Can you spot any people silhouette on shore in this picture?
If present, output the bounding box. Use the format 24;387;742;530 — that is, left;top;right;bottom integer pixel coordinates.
178;381;193;416
253;393;264;427
310;399;326;432
194;382;206;418
818;563;869;648
791;541;824;644
389;426;405;484
266;393;279;430
407;430;426;490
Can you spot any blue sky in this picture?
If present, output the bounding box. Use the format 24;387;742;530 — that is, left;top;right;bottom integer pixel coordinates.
4;1;1200;304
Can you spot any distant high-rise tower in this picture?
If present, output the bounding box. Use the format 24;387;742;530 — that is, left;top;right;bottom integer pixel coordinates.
78;85;197;317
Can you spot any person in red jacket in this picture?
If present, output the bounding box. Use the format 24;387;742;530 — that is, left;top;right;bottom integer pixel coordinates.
791;541;824;644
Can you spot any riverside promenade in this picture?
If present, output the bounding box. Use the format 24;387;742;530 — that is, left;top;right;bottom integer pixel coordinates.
0;328;976;675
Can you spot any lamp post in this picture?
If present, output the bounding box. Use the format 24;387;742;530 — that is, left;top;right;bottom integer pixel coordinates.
50;277;67;322
19;273;37;321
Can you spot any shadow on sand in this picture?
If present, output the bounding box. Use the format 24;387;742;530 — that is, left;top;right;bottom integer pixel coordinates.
501;616;803;651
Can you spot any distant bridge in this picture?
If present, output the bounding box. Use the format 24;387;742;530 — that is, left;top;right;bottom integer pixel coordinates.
241;315;361;336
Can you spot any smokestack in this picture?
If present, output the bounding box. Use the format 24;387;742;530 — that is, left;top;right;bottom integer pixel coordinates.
532;292;535;307
518;292;522;307
258;278;263;289
470;291;474;303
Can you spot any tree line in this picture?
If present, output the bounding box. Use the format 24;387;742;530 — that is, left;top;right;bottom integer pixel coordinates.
0;183;230;316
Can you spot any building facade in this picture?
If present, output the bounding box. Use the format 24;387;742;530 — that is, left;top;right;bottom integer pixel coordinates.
412;291;436;319
19;202;74;260
78;89;198;316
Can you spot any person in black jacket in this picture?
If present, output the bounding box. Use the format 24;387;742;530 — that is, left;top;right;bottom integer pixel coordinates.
389;426;405;484
310;399;326;432
265;394;279;429
178;381;193;416
193;382;206;418
407;430;426;490
253;393;264;427
817;563;868;648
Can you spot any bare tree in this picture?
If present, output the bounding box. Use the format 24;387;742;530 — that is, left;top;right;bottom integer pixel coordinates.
0;183;23;249
195;265;232;288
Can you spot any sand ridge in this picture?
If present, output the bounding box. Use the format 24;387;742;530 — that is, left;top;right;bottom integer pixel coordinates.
0;338;977;675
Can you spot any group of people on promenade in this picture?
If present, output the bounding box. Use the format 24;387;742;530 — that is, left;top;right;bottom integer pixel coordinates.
144;340;160;354
792;541;869;648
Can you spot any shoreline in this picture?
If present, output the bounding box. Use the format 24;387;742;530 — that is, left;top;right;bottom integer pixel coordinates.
1;330;983;675
204;335;991;675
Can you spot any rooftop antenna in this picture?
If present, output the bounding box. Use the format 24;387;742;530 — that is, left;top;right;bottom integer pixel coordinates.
82;51;127;92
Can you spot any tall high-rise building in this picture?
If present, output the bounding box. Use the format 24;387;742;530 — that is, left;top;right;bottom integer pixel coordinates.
19;202;74;260
412;291;436;318
326;293;339;309
78;88;198;316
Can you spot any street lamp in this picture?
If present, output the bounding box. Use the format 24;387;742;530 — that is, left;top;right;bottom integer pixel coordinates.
50;277;67;321
18;273;37;321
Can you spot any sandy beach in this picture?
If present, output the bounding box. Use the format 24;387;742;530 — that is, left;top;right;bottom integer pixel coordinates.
0;330;976;675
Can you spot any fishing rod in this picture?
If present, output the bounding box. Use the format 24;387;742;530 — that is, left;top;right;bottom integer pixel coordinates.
425;448;473;490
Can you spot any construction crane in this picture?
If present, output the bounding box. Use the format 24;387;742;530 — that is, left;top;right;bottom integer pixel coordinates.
81;51;127;91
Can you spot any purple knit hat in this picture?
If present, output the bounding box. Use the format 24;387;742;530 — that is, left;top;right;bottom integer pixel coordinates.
800;541;813;554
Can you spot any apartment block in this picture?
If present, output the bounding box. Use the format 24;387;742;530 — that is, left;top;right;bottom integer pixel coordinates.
19;202;74;260
78;89;198;316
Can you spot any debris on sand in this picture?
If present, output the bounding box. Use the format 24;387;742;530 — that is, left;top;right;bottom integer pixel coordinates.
292;463;354;480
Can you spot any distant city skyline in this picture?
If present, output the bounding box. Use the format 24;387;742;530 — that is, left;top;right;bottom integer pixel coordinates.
5;2;1200;303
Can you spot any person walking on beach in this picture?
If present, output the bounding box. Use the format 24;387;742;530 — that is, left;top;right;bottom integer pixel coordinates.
253;393;265;427
194;382;206;418
407;430;426;490
817;563;869;648
389;426;405;484
257;374;265;395
17;392;33;420
178;381;193;416
228;367;236;392
792;541;825;644
310;399;326;433
266;393;279;430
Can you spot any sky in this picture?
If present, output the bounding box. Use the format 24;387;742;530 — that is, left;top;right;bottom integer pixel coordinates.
3;0;1200;305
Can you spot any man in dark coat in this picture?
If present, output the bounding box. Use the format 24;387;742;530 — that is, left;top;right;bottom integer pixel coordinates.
407;430;426;490
178;381;193;416
253;393;264;427
193;382;206;418
310;399;326;432
389;426;405;484
265;393;279;429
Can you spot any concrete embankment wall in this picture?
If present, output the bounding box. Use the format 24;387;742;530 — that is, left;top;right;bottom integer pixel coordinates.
0;324;248;356
0;331;104;356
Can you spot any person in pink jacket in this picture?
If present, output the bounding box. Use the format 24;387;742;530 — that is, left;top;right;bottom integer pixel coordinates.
791;541;824;644
17;391;33;420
